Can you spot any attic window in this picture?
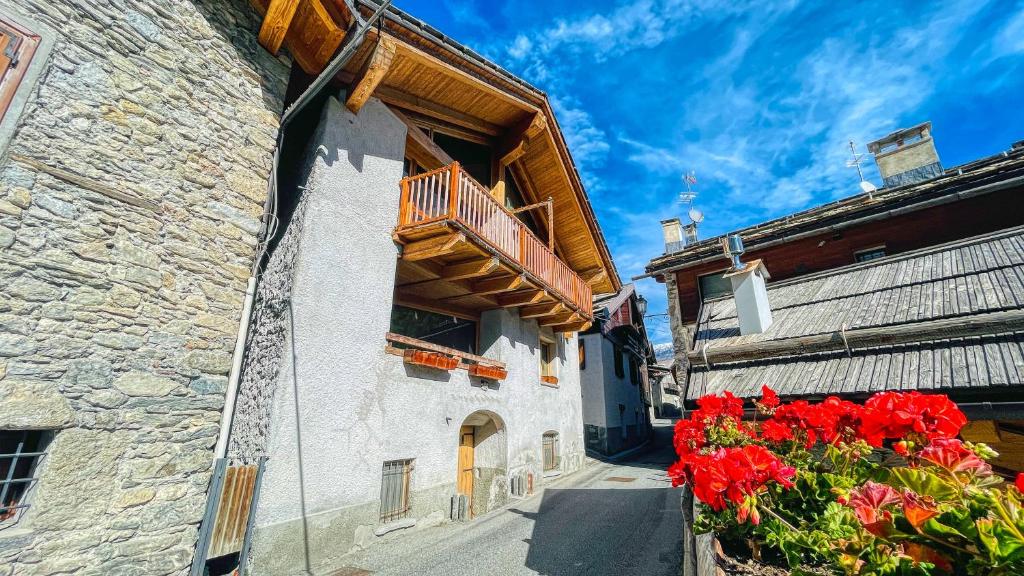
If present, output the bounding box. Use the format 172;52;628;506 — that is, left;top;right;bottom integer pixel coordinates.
855;246;887;263
0;16;41;124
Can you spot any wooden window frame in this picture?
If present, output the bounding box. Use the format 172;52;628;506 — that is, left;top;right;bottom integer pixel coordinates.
0;15;41;125
539;336;556;380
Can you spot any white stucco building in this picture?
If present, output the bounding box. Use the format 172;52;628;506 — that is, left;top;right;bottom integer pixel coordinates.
220;7;621;574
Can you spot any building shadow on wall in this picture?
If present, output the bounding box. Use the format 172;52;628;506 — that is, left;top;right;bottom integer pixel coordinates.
192;0;288;114
510;482;683;576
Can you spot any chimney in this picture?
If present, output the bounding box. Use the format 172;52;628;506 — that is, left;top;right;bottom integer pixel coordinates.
867;121;942;188
720;234;773;335
661;218;685;253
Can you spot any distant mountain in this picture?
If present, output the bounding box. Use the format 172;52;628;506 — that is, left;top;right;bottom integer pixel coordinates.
653;342;674;362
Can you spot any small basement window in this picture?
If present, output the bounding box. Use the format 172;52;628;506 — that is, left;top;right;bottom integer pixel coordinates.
379;459;413;523
542;432;560;471
855;246;887;263
389;305;477;354
1;430;51;525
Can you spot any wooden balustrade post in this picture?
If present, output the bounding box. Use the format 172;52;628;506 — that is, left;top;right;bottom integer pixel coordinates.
398;178;410;225
448;162;460;218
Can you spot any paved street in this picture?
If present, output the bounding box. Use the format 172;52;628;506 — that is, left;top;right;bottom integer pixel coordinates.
340;420;682;576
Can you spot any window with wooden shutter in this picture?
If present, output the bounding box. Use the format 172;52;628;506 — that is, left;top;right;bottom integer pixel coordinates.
0;16;41;124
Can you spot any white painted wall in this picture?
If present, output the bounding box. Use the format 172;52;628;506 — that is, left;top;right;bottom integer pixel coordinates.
246;96;588;574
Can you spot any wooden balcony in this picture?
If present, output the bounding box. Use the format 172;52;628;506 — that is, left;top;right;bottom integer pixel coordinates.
393;163;593;332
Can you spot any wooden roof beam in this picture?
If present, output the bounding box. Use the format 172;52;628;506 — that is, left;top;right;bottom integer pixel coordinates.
258;0;300;54
580;267;609;287
397;257;501;289
375;85;503;136
346;36;398;114
391;107;455;170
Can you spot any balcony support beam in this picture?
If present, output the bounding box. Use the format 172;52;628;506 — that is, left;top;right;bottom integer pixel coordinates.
539;311;583;327
496;290;550;308
520;302;565;319
401;232;466;261
552;320;592;334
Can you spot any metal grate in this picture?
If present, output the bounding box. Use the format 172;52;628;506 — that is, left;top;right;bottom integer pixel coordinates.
542;433;560;471
1;430;49;526
379;459;413;523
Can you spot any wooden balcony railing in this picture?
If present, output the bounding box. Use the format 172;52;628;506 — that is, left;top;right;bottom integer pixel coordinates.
398;163;593;317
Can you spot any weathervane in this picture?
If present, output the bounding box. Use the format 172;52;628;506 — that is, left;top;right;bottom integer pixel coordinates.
846;140;878;199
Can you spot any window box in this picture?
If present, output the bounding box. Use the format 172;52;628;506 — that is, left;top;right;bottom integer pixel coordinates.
403;349;458;371
540;375;559;386
468;364;507;381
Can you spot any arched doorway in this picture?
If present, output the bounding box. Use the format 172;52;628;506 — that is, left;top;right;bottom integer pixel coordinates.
457;411;507;518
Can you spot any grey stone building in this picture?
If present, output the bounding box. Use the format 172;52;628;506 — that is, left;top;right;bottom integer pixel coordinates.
579;284;655;456
0;0;286;574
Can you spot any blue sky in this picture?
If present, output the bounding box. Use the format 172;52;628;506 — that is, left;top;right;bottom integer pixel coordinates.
393;0;1024;343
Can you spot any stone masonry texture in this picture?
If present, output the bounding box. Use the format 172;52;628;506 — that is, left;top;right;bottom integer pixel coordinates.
0;1;287;574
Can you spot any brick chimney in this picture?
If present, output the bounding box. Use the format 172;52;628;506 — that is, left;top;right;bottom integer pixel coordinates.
867;122;943;188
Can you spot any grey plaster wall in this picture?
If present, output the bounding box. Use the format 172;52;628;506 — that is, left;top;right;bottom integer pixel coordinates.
583;336;647;456
239;96;588;575
0;1;286;574
579;332;607;427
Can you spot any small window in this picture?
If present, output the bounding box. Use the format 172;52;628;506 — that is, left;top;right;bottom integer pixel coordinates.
1;430;51;525
577;339;586;371
629;358;639;386
613;346;624;378
698;270;733;301
542;432;559;471
389;305;477;354
540;338;556;378
0;16;41;124
379;459;413;523
855;246;887;263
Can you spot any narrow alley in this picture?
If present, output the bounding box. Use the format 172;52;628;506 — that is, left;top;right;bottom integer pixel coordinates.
338;421;682;576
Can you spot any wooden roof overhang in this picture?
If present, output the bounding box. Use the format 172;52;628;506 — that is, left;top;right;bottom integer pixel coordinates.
250;0;620;296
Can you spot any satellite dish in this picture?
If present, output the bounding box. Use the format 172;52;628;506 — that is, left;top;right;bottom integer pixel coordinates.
859;180;877;194
688;207;705;223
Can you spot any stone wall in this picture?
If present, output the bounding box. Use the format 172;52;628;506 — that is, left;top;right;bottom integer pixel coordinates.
0;0;287;574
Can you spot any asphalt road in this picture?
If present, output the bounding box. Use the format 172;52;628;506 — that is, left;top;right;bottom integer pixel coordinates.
340;420;683;576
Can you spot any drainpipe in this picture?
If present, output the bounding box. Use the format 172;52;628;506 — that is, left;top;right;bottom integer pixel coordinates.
213;0;394;461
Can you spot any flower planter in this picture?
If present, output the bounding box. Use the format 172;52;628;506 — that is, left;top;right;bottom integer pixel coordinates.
540;375;558;385
468;364;508;381
403;349;458;371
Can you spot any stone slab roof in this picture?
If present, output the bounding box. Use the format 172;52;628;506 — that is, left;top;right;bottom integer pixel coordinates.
687;226;1024;401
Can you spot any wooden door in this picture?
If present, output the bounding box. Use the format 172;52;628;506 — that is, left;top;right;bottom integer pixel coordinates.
457;425;474;509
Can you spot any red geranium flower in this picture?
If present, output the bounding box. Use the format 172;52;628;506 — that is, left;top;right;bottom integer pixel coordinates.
1016;473;1024;493
760;419;794;443
845;481;900;526
759;385;780;409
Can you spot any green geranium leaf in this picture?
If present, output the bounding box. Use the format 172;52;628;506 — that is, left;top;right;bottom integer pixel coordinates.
890;468;959;501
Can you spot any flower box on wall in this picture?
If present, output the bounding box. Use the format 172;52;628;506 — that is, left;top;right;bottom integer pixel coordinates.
468;364;508;381
403;349;458;371
540;375;559;386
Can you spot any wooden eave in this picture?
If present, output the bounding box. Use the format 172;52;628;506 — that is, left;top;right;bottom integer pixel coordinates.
252;0;619;294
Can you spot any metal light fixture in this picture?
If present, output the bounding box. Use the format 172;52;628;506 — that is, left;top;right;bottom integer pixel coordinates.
636;294;648;317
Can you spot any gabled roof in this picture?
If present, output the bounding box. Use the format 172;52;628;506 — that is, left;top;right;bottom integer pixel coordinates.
644;147;1024;278
686;226;1024;402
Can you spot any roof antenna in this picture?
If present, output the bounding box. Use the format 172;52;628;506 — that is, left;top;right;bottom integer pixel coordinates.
846;140;878;199
678;171;704;244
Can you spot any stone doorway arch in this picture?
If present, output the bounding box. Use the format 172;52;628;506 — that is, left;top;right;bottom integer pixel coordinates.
457;410;508;517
